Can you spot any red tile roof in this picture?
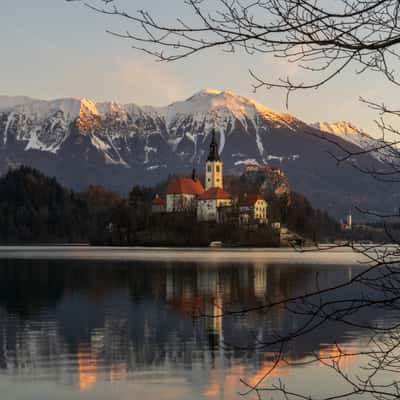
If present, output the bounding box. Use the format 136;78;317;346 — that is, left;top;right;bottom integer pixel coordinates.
198;187;232;200
239;194;264;207
166;177;205;195
152;195;166;206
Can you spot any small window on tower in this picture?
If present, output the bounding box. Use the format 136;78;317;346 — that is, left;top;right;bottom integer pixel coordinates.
216;165;220;173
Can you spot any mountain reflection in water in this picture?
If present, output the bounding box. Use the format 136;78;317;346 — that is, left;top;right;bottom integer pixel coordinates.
0;257;391;399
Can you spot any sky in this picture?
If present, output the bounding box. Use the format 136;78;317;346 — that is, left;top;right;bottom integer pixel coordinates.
1;0;399;136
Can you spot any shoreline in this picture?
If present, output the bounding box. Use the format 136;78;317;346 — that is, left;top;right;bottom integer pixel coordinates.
0;245;373;265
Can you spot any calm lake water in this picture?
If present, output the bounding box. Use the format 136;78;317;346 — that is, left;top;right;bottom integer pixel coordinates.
0;247;394;400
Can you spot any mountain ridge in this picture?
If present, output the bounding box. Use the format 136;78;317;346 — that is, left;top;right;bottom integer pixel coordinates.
0;89;398;218
311;120;398;164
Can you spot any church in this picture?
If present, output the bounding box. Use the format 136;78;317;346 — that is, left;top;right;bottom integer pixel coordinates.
152;130;268;224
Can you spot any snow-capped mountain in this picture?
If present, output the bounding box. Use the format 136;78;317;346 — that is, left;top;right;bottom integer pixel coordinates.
0;89;398;217
0;96;37;111
311;121;363;136
311;121;400;164
0;89;307;173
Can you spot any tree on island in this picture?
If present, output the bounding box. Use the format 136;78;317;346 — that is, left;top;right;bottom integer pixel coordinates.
65;1;400;399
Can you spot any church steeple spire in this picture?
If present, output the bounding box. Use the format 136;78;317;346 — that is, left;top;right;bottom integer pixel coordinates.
207;129;221;161
205;129;223;190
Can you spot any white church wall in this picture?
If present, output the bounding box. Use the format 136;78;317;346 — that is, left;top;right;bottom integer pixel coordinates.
166;194;196;212
197;200;218;221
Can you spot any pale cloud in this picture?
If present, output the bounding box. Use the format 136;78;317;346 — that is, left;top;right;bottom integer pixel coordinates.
111;57;192;106
260;53;301;77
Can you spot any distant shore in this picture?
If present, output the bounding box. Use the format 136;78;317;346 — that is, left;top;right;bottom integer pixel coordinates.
0;245;372;265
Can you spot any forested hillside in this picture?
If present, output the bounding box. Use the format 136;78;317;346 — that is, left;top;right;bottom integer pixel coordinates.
0;167;88;243
0;167;341;244
0;167;125;243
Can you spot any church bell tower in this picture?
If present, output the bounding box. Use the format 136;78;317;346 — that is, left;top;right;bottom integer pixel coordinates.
205;129;223;190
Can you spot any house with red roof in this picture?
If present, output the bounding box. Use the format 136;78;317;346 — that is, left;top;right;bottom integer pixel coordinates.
161;129;229;218
196;130;236;222
155;129;269;225
165;172;205;212
239;193;268;225
197;187;233;222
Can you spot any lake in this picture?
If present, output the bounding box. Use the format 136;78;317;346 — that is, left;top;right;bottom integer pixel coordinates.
0;247;394;400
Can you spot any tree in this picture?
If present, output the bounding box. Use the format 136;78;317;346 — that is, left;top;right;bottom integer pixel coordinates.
66;1;400;398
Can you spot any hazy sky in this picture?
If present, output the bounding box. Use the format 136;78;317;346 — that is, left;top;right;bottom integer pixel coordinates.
1;0;399;135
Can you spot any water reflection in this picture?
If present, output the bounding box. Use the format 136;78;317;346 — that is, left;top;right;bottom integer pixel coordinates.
0;258;387;399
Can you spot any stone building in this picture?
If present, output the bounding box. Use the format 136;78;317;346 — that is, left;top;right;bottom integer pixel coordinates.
152;129;271;226
205;130;223;190
238;194;268;225
197;187;233;222
165;175;205;212
195;129;233;222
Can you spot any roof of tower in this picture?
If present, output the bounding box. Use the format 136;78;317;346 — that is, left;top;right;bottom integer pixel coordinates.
166;177;205;195
207;129;221;162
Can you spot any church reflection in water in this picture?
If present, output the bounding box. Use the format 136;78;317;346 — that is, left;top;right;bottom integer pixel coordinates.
0;259;381;399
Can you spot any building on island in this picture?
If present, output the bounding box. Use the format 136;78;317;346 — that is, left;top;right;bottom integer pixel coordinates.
347;211;352;229
196;129;232;222
152;129;270;225
340;210;353;230
205;131;223;190
197;187;233;222
165;171;204;212
246;164;284;177
239;194;268;225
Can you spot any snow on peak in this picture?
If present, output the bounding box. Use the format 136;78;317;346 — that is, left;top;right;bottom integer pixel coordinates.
312;121;364;136
159;88;298;130
0;96;38;111
311;120;397;163
10;98;83;122
0;90;305;163
5;97;102;123
76;98;102;132
2;90;301;131
196;88;223;96
80;98;99;116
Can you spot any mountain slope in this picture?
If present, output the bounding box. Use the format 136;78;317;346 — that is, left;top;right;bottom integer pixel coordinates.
0;89;398;218
311;121;400;164
0;96;38;111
